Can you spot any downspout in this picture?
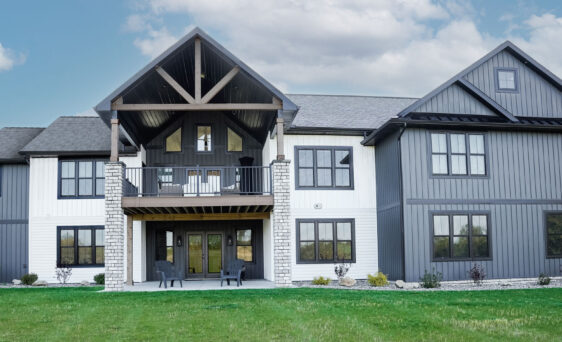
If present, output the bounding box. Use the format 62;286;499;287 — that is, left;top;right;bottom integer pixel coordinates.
396;122;407;281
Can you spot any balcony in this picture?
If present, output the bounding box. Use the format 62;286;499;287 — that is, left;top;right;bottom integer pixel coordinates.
121;166;273;217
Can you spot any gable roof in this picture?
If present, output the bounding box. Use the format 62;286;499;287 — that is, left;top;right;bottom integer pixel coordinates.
20;116;126;156
397;41;562;122
287;94;417;132
0;127;44;163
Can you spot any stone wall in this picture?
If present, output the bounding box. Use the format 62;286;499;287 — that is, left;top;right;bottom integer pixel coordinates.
104;162;125;291
272;160;292;286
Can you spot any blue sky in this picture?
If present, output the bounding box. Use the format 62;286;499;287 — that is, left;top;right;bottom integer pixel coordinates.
0;0;560;127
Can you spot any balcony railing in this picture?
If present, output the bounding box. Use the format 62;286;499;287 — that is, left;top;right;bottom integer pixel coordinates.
123;166;272;197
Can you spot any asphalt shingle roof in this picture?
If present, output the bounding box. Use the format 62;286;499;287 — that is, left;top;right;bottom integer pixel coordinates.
20;116;113;154
0;127;44;162
287;94;418;130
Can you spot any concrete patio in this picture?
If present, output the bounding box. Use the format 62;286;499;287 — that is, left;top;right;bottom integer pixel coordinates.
123;279;276;292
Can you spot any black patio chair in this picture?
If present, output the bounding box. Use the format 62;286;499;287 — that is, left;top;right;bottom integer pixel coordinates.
155;260;184;289
220;259;245;287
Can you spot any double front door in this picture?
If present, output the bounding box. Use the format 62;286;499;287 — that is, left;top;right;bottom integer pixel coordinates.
186;232;223;278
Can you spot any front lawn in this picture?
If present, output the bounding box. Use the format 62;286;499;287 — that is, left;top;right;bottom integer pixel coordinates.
0;287;560;341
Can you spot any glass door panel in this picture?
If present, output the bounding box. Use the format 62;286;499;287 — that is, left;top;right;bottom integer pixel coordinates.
187;234;203;276
207;234;222;274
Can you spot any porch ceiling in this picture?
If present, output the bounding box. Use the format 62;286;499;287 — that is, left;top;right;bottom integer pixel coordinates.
121;195;274;217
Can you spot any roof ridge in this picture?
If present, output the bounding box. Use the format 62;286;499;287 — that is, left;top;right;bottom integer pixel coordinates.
59;115;100;118
2;127;44;129
287;93;419;99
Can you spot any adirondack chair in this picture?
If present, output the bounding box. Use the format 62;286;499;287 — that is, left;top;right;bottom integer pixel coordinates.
155;260;184;289
220;259;245;287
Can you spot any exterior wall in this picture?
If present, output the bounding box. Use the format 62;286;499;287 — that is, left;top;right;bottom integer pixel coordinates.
374;131;404;280
104;162;125;291
416;83;497;116
465;50;562;118
262;218;273;281
29;157;105;283
400;128;562;281
145;112;263;167
285;134;378;281
0;164;30;282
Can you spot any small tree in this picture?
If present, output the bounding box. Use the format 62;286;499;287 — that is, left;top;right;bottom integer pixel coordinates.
334;263;351;281
55;266;73;285
468;264;486;286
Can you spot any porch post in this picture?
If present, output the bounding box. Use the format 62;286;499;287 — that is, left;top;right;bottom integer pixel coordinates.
126;215;133;286
110;118;120;162
272;159;291;286
276;118;285;160
104;162;125;291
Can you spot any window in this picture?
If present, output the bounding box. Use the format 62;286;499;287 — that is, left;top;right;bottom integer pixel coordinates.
236;229;253;262
227;127;243;152
156;230;174;263
430;133;486;176
496;68;518;91
59;160;106;198
295;147;353;189
432;213;490;261
57;226;104;267
296;219;355;263
165;127;182;152
197;125;212;152
545;213;562;258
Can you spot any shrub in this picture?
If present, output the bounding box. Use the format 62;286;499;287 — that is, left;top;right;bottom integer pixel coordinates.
368;272;389;287
334;263;351;280
468;264;486;286
311;276;331;285
21;273;38;285
94;273;105;285
538;273;551;286
55;266;73;285
419;268;442;289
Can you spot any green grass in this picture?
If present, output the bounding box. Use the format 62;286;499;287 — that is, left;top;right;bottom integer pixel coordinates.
0;287;561;341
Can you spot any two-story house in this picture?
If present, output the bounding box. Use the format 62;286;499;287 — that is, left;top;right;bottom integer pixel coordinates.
0;28;560;288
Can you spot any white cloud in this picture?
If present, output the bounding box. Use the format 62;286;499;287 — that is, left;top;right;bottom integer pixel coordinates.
125;1;562;97
0;43;25;72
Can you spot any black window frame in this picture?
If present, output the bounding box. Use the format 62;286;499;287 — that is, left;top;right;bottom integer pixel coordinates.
430;212;492;262
155;230;175;263
295;146;354;190
494;67;519;93
545;211;562;258
58;159;107;199
235;228;254;263
428;132;488;178
296;219;356;264
56;226;105;267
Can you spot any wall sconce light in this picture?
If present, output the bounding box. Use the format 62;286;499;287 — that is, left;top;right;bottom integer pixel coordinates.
176;236;183;247
227;235;233;246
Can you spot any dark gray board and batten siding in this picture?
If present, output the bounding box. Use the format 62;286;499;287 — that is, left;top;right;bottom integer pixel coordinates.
375;130;404;280
0;165;30;282
400;128;562;281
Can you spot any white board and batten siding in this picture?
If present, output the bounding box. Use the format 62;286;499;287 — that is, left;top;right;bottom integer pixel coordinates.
28;154;145;283
284;134;379;281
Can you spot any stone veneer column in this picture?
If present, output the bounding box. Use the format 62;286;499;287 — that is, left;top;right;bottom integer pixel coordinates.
272;160;292;286
104;162;125;291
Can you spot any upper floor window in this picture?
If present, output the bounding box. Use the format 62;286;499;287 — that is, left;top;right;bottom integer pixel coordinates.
432;213;490;261
430;133;486;176
496;68;518;92
227;127;243;152
295;146;353;189
165;127;182;152
57;226;104;267
297;219;355;263
59;160;106;198
197;125;212;152
545;213;562;258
